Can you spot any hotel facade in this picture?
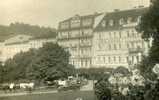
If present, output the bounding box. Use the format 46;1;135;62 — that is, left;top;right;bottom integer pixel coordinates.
58;7;150;69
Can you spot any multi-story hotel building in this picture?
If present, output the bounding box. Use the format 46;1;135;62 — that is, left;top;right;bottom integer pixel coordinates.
58;7;150;69
93;7;148;69
57;13;106;68
0;35;56;62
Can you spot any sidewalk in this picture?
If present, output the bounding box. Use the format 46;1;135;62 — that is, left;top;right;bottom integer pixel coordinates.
0;90;58;97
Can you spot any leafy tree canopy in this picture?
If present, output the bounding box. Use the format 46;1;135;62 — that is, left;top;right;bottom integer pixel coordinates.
0;22;57;42
3;43;75;82
138;0;159;80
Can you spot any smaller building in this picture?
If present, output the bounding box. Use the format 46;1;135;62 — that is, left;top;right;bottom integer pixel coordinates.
0;34;56;62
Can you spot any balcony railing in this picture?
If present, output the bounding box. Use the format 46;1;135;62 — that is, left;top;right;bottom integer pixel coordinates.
128;48;144;53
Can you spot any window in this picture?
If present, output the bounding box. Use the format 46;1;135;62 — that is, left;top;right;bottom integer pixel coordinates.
114;44;117;50
137;16;141;23
71;18;80;28
127;31;130;37
108;57;111;63
81;49;83;54
114;56;116;62
119;18;124;25
60;22;69;29
109;44;111;50
126;56;129;63
103;56;105;63
119;44;121;49
73;60;75;65
127;43;129;49
119;31;122;38
109;32;111;37
99;33;102;39
131;42;134;48
98;44;102;50
127;17;132;24
90;60;92;65
85;60;88;67
82;18;92;26
114;32;116;37
109;19;114;26
119;56;121;63
101;20;106;27
131;30;135;37
81;60;83;67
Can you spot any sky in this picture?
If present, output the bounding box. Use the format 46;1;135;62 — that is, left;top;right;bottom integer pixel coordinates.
0;0;150;28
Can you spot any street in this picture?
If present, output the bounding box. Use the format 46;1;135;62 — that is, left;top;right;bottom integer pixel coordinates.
0;90;96;100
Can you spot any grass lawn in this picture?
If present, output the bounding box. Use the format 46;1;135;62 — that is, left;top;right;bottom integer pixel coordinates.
0;90;97;100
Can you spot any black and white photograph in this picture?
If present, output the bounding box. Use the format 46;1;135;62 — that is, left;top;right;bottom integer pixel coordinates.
0;0;159;100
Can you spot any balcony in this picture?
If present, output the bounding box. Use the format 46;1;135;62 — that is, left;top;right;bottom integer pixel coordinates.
79;34;92;38
128;47;144;54
122;22;138;28
79;43;92;47
78;53;92;58
57;35;69;40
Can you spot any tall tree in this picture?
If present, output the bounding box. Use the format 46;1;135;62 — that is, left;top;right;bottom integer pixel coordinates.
138;0;159;80
28;43;75;81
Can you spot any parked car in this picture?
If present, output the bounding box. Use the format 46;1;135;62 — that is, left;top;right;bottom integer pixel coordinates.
57;83;80;92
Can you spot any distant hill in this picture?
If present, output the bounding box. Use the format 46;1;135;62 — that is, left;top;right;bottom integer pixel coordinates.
0;22;57;42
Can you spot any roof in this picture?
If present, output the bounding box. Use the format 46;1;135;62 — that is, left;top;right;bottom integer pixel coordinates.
58;7;148;32
4;35;32;45
58;13;102;31
94;7;148;31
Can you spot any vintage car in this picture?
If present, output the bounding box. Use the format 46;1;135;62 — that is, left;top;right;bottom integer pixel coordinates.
57;83;81;92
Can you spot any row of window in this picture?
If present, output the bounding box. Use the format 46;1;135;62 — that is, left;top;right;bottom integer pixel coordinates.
58;30;92;39
96;55;140;64
69;47;91;54
101;16;141;27
60;18;92;29
96;56;124;64
70;59;92;68
98;42;143;50
98;30;139;39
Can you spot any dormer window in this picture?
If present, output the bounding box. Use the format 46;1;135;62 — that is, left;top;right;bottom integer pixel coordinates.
109;19;114;26
127;17;133;24
71;18;80;28
137;16;142;23
82;18;92;26
60;22;69;29
101;20;106;27
119;18;124;25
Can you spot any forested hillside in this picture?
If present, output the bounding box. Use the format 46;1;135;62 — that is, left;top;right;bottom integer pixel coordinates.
0;22;57;42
